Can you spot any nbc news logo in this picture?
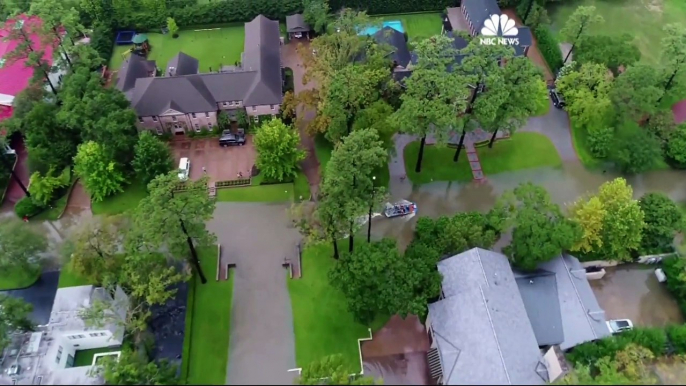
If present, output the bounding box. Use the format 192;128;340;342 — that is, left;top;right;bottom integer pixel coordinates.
479;14;520;46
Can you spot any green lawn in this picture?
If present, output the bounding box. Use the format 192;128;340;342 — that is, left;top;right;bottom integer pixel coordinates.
182;246;233;385
110;24;245;72
91;181;148;216
373;13;443;41
288;243;386;370
405;133;562;183
58;261;93;288
0;267;39;291
294;172;311;201
549;0;686;65
73;348;121;367
216;183;294;202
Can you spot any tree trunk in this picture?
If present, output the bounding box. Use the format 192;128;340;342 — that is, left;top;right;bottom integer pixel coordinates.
660;69;679;101
488;130;498;148
332;237;340;259
54;28;73;69
179;219;208;284
348;222;354;253
453;131;467;162
415;135;426;173
0;154;30;197
44;72;58;96
564;43;575;64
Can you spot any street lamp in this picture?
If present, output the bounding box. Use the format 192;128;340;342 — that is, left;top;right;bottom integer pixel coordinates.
367;176;376;243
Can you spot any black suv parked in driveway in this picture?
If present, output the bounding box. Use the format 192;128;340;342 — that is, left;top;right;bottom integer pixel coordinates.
549;88;566;109
219;130;246;147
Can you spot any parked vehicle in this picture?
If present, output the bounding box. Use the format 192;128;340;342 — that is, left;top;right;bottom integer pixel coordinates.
655;268;667;283
606;319;633;334
8;363;21;376
549;88;566;108
178;157;191;181
219;130;246;147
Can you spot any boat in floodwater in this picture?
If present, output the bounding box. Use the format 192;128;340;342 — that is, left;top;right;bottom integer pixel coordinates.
383;200;418;218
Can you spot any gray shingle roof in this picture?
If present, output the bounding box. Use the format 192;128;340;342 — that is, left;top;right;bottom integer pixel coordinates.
514;27;533;56
373;26;412;67
463;0;502;31
430;248;549;385
166;52;199;76
286;14;311;32
538;255;611;350
116;54;156;93
124;15;282;117
514;269;565;347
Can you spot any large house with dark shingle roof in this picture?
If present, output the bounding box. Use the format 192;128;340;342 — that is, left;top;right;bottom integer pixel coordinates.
116;15;283;135
425;248;610;385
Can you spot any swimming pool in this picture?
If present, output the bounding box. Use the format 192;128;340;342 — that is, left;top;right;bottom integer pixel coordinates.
358;20;404;36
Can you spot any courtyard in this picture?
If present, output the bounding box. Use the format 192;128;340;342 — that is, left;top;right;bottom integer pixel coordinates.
109;24;246;72
590;264;684;328
170;137;256;184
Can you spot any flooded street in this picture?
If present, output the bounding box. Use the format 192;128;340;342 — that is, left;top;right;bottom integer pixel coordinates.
372;161;686;249
590;264;684;327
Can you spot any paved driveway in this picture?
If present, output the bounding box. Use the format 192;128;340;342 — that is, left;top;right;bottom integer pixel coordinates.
207;203;300;385
520;99;579;162
0;271;59;325
170;138;256;183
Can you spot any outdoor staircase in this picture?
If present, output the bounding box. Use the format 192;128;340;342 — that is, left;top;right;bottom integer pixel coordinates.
208;182;216;198
465;142;486;182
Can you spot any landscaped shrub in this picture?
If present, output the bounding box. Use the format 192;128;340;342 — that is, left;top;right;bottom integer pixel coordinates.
662;256;686;317
90;22;115;66
667;324;686;354
14;197;44;218
617;327;667;356
534;25;564;74
567;327;668;367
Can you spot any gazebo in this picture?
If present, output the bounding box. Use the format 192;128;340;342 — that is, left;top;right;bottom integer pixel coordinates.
286;14;313;40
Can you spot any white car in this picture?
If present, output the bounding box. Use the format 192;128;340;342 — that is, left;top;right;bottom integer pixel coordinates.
294;32;303;39
178;157;191;181
606;319;633;334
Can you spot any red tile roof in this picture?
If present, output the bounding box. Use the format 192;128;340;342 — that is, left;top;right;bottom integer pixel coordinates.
672;99;686;125
0;15;55;99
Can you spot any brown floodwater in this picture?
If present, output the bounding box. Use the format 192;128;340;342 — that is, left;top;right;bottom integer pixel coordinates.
371;162;686;249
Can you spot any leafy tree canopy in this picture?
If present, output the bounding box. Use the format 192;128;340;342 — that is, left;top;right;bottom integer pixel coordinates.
132;131;174;185
296;354;377;385
638;192;683;254
413;212;499;257
254;118;306;182
303;0;330;34
0;218;47;274
90;348;179;385
0;295;34;350
73;141;126;202
610;64;663;122
556;62;613;128
575;34;640;75
610;120;662;174
666;123;686;168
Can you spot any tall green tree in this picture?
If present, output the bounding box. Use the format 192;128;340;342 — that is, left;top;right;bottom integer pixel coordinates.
132;131;174;185
28;167;70;206
666;123;686;168
303;0;329;34
559;344;655;385
0;295;34;350
0;218;47;275
74;141;126;202
610;120;662;174
569;195;606;254
556;62;612;129
297;354;377;385
329;238;442;324
130;172;216;284
495;183;581;270
574;34;640;75
22;101;79;170
412;212;499;257
90;349;179;385
610;64;663;122
30;0;84;70
584;178;645;261
638;192;683;254
353;100;396;151
166;17;179;36
559;5;604;63
253;119;306;182
319;129;386;253
659;23;686;101
389;34;471;172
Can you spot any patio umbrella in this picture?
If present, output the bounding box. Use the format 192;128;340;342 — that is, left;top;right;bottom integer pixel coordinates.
132;34;148;44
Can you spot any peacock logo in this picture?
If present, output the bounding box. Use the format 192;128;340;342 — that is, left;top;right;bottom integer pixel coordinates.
479;14;519;45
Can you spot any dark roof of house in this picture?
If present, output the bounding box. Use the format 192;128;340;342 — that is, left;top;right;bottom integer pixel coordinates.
537;255;611;350
463;0;502;30
514;26;533;56
514;269;565;347
373;26;412;67
124;15;282;116
286;13;311;32
429;248;549;385
116;54;156;93
167;52;199;76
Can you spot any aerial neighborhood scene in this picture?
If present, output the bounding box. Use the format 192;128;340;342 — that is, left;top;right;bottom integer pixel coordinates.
3;0;686;384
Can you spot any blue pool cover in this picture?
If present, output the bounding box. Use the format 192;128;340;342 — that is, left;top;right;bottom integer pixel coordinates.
359;20;404;36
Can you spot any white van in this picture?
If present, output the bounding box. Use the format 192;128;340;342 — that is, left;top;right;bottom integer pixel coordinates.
178;157;191;181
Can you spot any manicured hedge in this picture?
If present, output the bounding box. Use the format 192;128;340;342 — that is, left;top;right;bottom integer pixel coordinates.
534;25;564;74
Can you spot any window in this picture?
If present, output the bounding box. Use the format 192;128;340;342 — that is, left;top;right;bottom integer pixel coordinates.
55;346;63;364
251;106;256;112
205;112;210;117
156;127;163;135
191;113;196;119
138;117;144;123
194;124;200;132
253;115;259;123
223;102;228;107
172;116;177;122
208;122;213;128
270;105;275;110
152;116;158;122
66;354;74;368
